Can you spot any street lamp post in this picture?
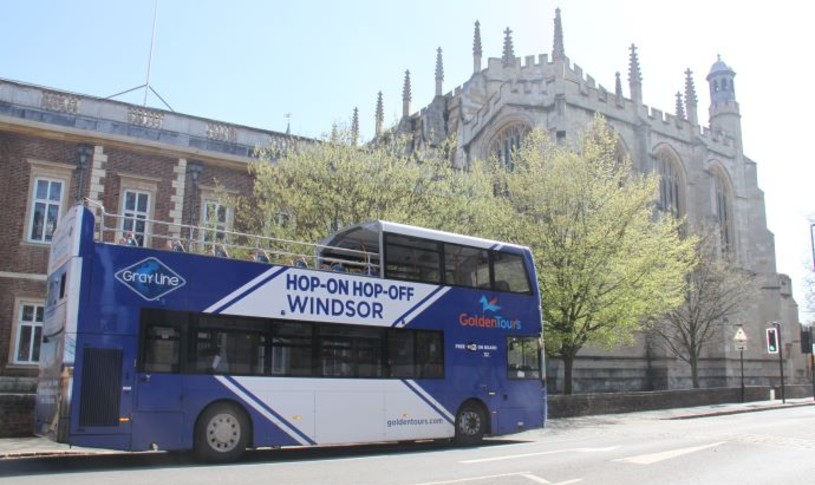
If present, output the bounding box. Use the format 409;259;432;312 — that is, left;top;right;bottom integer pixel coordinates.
733;324;747;403
810;223;815;402
187;161;203;248
75;144;93;203
810;223;815;272
740;346;745;402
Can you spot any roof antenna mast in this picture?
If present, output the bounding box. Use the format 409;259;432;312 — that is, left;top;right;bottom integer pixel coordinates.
143;0;159;106
107;0;174;111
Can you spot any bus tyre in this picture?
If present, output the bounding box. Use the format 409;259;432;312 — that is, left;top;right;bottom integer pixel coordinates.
195;402;249;463
454;402;485;446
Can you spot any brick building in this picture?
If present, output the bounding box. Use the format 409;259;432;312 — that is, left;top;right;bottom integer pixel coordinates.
0;78;293;388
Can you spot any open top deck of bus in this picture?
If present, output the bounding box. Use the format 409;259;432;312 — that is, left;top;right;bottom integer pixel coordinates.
82;199;534;294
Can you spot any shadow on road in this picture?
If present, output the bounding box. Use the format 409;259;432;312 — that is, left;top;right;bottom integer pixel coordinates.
0;439;528;477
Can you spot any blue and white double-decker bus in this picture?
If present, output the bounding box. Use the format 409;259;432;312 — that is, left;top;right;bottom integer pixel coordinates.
36;203;546;462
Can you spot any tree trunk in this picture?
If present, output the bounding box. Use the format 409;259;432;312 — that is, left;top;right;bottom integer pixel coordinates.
690;354;700;389
563;353;575;395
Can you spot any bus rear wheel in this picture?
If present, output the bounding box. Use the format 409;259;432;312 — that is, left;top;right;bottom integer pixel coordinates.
454;402;485;446
195;402;249;463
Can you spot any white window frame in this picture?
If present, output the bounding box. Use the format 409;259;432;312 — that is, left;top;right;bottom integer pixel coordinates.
10;299;45;365
198;187;235;247
200;198;232;244
120;189;151;247
117;173;159;247
24;160;73;245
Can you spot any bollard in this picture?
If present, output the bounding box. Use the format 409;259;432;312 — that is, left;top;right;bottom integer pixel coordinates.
769;389;775;400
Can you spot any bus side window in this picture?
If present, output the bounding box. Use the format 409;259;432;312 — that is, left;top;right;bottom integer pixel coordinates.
492;251;532;294
443;243;489;289
387;330;415;378
59;273;67;299
142;324;181;373
193;329;265;375
384;234;442;284
271;322;313;376
416;331;444;379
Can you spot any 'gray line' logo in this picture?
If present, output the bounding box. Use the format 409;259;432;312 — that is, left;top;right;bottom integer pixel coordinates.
115;257;186;301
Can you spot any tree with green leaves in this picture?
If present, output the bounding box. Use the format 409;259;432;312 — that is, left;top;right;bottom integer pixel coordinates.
651;227;758;388
234;128;511;249
491;118;696;394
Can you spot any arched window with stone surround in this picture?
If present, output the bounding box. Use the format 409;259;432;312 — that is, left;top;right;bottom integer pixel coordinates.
655;150;683;218
489;123;530;169
712;169;734;254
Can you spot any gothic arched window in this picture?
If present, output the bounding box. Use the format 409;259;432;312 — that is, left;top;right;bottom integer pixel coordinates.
490;124;530;170
713;171;733;253
656;151;683;218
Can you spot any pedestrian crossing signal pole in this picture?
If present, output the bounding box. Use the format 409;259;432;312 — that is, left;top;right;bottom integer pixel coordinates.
766;327;778;354
768;323;785;403
733;326;748;403
810;325;814;403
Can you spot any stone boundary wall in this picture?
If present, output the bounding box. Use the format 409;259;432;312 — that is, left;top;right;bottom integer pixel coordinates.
548;385;813;418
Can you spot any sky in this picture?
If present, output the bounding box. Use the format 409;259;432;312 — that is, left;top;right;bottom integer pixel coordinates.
4;0;814;322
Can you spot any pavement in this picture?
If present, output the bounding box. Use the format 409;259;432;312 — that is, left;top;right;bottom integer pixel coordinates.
2;398;813;459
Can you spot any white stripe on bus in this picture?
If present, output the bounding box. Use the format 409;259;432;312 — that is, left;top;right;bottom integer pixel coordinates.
392;287;451;328
403;380;455;422
205;266;286;314
215;375;312;446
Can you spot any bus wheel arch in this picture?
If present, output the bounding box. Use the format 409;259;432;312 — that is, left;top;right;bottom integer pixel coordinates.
454;399;489;446
194;400;252;462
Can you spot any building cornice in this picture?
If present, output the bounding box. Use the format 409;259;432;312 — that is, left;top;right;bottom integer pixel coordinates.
0;78;305;169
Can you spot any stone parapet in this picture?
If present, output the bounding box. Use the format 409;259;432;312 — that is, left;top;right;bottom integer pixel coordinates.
0;77;300;162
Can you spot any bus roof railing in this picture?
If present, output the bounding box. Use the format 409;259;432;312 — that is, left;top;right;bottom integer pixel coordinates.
83;198;380;274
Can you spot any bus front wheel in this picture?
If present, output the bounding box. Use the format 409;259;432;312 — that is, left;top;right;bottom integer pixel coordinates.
195;402;249;462
454;402;486;446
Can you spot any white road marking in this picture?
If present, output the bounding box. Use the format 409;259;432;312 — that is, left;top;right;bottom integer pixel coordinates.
518;473;553;484
460;446;619;464
613;441;726;465
414;472;552;484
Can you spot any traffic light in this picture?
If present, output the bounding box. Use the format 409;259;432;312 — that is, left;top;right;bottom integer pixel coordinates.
766;327;779;354
801;329;812;354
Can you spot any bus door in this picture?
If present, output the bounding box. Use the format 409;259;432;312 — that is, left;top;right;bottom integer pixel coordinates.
132;323;184;451
71;335;134;449
498;336;545;433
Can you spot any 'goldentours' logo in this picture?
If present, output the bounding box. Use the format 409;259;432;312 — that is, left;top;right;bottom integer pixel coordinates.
115;257;186;301
459;295;522;330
